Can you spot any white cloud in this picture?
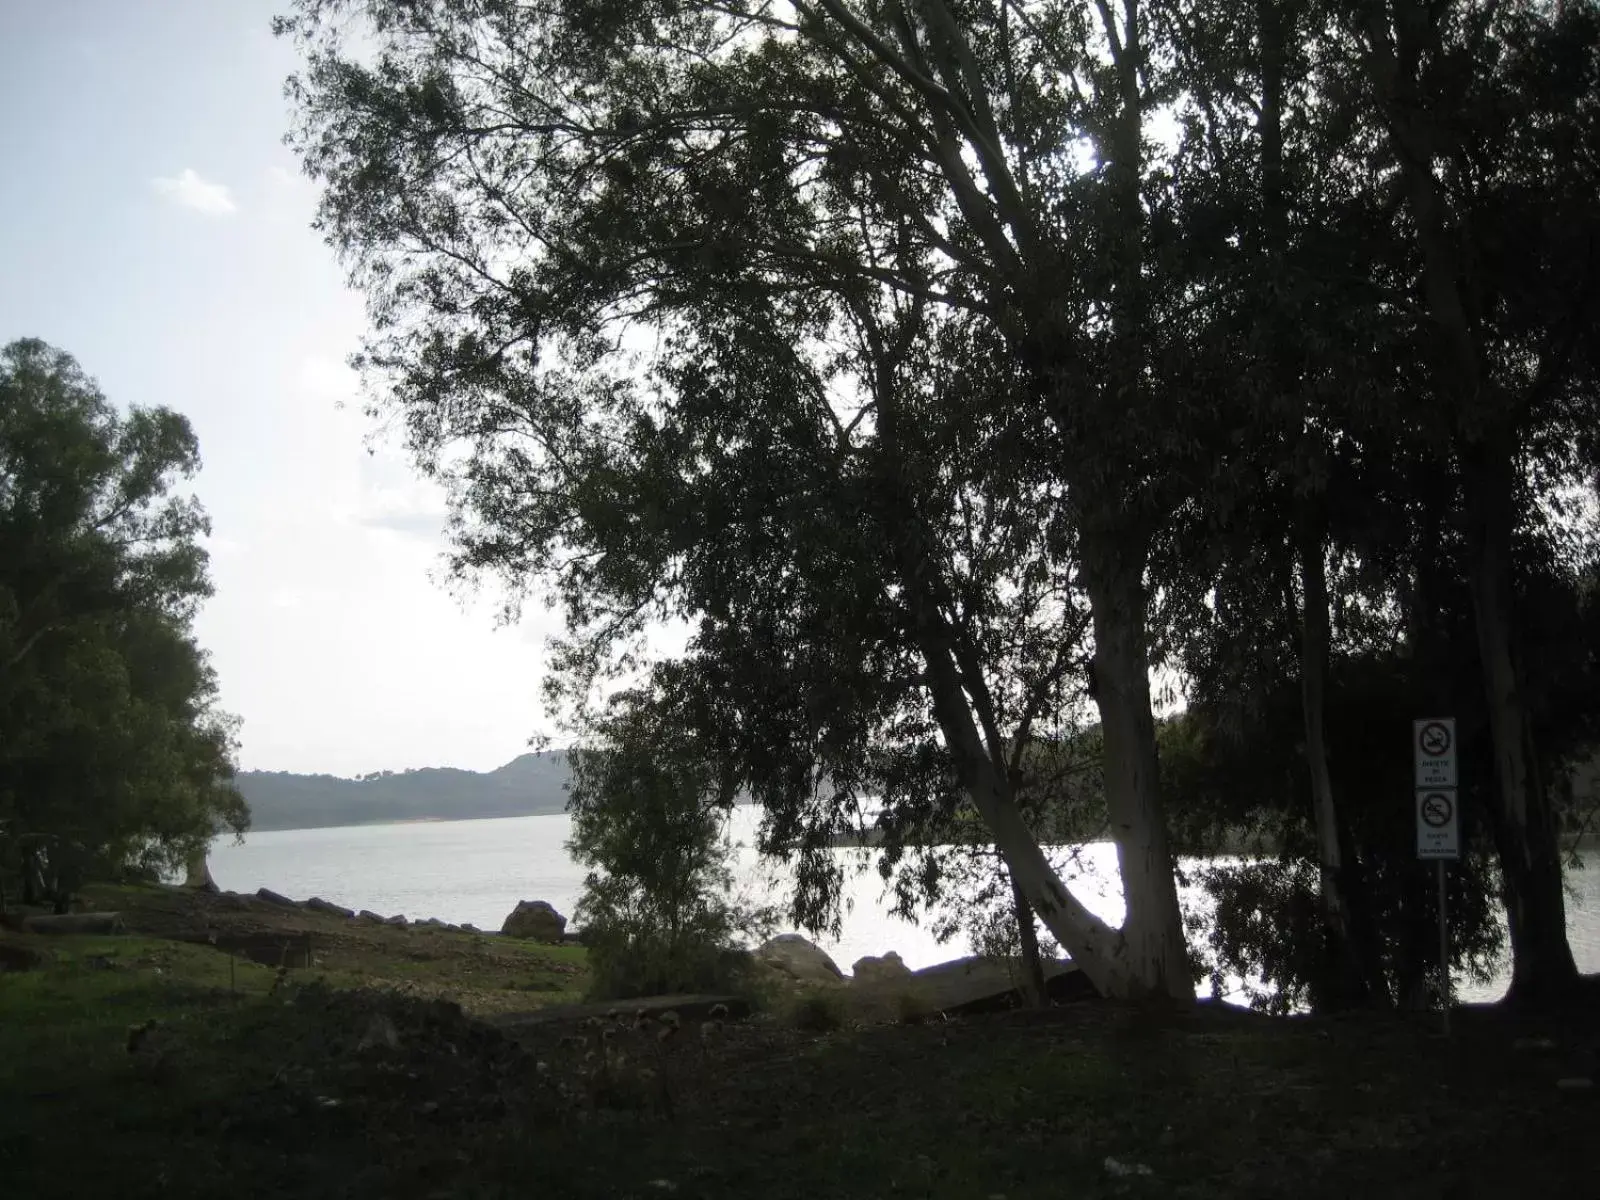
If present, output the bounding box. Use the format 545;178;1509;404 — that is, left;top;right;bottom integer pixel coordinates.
152;168;238;216
268;587;304;610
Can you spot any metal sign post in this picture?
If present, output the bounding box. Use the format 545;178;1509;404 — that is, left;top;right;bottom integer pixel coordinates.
1436;860;1449;1036
1413;718;1459;1035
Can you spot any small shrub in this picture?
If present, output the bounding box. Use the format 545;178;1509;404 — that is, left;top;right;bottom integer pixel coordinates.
567;679;776;1003
784;987;847;1032
893;987;928;1026
583;928;758;1002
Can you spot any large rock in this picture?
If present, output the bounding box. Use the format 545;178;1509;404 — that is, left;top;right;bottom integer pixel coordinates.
501;900;567;942
753;934;844;986
851;952;912;986
305;897;355;919
256;887;298;908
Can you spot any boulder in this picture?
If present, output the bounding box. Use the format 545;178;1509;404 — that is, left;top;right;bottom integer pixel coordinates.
851;952;912;986
256;888;298;908
753;934;844;986
501;900;567;943
357;909;388;923
305;897;355;920
383;914;408;928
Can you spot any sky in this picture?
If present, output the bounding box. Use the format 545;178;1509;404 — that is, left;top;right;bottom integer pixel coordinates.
0;1;562;776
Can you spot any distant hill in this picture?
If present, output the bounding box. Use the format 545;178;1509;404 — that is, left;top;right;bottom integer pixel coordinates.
235;752;574;832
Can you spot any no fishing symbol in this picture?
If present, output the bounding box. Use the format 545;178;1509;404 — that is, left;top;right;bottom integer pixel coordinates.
1418;721;1452;758
1420;792;1454;829
1413;716;1458;789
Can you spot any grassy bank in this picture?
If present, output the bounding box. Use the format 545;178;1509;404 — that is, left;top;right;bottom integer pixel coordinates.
2;884;1597;1199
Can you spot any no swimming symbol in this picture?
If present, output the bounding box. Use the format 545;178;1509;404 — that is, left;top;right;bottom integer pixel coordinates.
1420;792;1454;828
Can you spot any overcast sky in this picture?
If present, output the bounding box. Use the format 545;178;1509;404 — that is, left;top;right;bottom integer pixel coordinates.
0;1;562;776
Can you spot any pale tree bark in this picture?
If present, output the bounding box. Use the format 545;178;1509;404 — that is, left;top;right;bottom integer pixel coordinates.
183;847;219;893
1081;533;1194;999
1358;1;1577;1004
765;1;1200;999
863;304;1183;1000
908;572;1139;997
1066;0;1190;1002
1465;436;1577;1003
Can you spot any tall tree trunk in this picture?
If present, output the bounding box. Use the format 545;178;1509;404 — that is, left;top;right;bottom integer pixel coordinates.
184;846;219;892
1069;0;1191;1003
1465;438;1577;1004
869;300;1179;1002
1081;531;1194;1001
912;603;1136;997
1009;869;1048;1007
1296;520;1381;1008
19;845;39;908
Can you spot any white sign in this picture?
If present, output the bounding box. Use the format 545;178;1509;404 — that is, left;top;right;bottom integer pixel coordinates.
1413;717;1458;788
1416;789;1460;860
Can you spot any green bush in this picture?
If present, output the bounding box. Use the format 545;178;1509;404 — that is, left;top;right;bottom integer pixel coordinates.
783;987;847;1032
567;675;775;1003
582;926;757;1002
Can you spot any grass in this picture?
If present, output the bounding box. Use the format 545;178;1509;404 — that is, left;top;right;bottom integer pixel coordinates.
3;884;1599;1199
64;880;591;1014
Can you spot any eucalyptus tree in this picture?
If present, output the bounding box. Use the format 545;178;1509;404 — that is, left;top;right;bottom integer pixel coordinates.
1144;0;1600;1007
278;0;1236;996
1329;0;1600;1003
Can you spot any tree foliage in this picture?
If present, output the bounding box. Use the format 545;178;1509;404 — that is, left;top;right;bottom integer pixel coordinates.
0;339;245;910
566;668;774;999
278;0;1600;1007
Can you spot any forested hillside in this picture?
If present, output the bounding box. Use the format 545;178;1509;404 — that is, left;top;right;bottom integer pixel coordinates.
235;752;573;831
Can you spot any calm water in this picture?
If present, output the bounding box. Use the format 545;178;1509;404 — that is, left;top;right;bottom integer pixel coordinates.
209;808;1600;1003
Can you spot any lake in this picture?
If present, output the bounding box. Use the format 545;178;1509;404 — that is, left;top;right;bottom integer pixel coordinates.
208;808;1600;1004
